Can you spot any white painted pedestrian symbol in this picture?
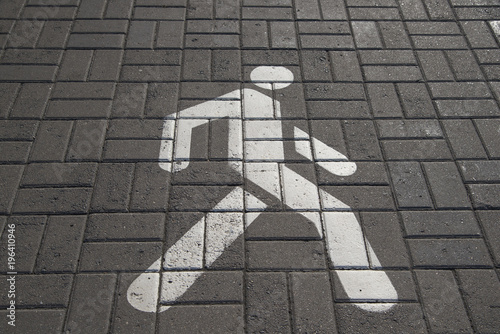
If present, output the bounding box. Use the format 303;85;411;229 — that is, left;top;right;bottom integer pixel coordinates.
127;66;398;313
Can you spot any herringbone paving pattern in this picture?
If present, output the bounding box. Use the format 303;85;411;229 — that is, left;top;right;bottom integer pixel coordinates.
0;0;500;333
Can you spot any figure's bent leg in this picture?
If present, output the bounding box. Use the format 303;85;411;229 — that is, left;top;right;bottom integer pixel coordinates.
281;165;398;312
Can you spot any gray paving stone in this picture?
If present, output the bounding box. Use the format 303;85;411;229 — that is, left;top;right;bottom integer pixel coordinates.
300;51;332;82
112;273;157;333
0;83;19;118
330;51;363;82
415;270;472;333
10;83;52;119
477;211;500;266
182;49;211;81
290;272;337;333
57;50;93;81
322;186;395;210
133;7;186;20
320;0;348;20
0;142;32;163
455;7;500;20
67;33;125;49
7;20;44;48
412;35;468;50
245;212;321;240
242;50;299;65
295;0;321;19
423;162;471;209
397;83;436;118
212;50;241;81
423;0;454;20
1;49;63;65
360;50;416;65
22;162;97;187
159;305;244;334
367;84;404;118
462;21;498;48
270;21;297;49
475;119;500;158
388;162;433;209
79;242;163;271
106;0;134;18
172;161;243;185
85;213;165;241
246;272;290;333
247;241;326;269
121;65;181;82
242;20;268;48
300;35;355;50
377;120;442;139
12;188;92;214
352;21;383;49
307;101;370;119
72;19;129;33
103;140;163;161
66;120;107;161
157;21;184;49
436;99;500;118
335;303;427;333
0;165;23;214
443;120;488;159
398;0;428;20
242;6;293;19
145;83;179;118
89;50;123;81
459;160;500;183
402;211;481;237
305;83;365;101
169;186;240;212
111;83;148;118
46;100;112;118
130;162;170;211
457;269;500;333
0;274;72;307
77;0;107;19
476;49;500;64
382;140;453;160
30;121;73;161
35;215;86;273
107;120;164;139
65;274;117;333
361;212;410;268
0;309;65;334
318;161;389;185
467;184;500;209
90;163;134;212
379;21;412;49
0;216;46;273
408;239;493;268
363;66;422;82
187;20;240;34
185;34;240;49
123;50;181;65
343;120;382;161
417;51;455;81
447;50;484;81
0;0;23;19
349;7;401;20
298;21;350;34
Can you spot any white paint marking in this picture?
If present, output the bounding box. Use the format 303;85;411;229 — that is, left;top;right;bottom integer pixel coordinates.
245;190;268;211
245;163;281;210
281;165;321;210
366;240;383;269
174;119;208;161
311;136;348;161
212;187;244;211
162;119;176;139
489;21;500;38
127;272;160;313
179;100;241;119
320;189;351;211
160;271;203;303
299;212;323;238
294;140;313;161
245;141;285;161
228;119;243;160
245;120;284;139
250;66;294;89
163;217;205;270
323;212;370;269
243;88;274;119
245;212;261;228
205;212;244;267
317;161;357;177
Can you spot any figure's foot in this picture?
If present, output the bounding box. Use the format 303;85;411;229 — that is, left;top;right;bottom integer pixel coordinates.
335;270;398;312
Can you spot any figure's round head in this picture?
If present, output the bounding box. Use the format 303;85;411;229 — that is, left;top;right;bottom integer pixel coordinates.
250;66;294;90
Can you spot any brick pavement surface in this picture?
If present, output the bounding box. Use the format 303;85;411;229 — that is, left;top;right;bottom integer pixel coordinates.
0;0;499;333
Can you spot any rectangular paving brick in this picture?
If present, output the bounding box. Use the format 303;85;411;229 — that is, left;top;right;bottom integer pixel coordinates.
382;140;452;160
72;20;129;33
377;120;442;139
0;166;23;214
103;140;163;161
29;121;73;162
412;35;468;49
388;162;433;209
317;162;389;185
459;160;500;183
349;7;400;20
291;272;337;333
159;306;244;333
477;212;500;266
270;21;297;49
246;272;290;333
121;66;180;82
363;66;422;82
46;100;112;118
305;83;365;100
0;310;65;334
212;50;241;81
402;211;481;237
35;215;86;273
242;20;268;48
467;184;500;209
57;50;93;81
13;188;92;214
322;186;395;210
157;21;184;48
0;216;46;273
447;50;484;81
123;50;181;65
397;83;436;118
343;120;382;161
475;119;500;158
423;162;471;209
361;212;410;268
130;162;170;211
90;163;134;212
65;274;116;333
0;274;72;307
85;213;165;241
67;34;125;49
106;0;134;18
77;0;107;18
443;120;487;159
415;270;472;334
22;162;98;188
379;21;412;49
1;49;63;65
89;50;123;81
127;21;157;49
417;51;454;81
0;65;57;82
367;84;404;118
457;270;500;333
0;83;19;118
461;21;498;48
182;49;211;81
247;241;326;270
398;0;428;20
307;101;370;119
145;83;179;118
330;51;362;82
111;83;148;118
408;239;492;268
352;21;383;48
436;99;500;118
0;142;31;163
52;82;115;99
66;120;107;161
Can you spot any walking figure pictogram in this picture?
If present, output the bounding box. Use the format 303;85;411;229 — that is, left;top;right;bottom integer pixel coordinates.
127;66;398;313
